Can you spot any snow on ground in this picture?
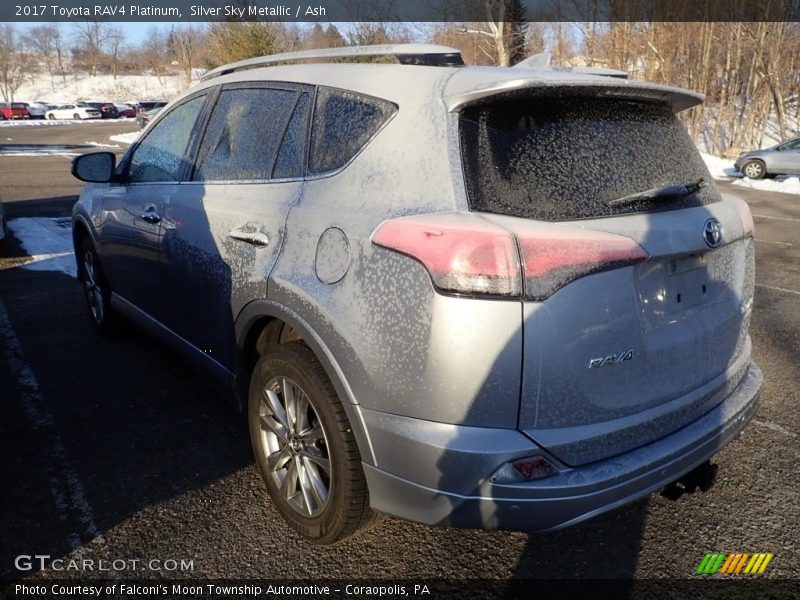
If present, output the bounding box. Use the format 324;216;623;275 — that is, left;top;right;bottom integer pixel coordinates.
0;151;79;157
109;131;140;145
701;152;800;196
8;218;76;278
17;73;188;105
701;152;739;179
732;175;800;195
82;141;121;148
0;118;135;127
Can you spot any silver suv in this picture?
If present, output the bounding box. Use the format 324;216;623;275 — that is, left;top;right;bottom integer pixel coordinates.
71;44;762;544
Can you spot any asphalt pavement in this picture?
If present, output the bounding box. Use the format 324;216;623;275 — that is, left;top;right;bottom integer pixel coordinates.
0;123;797;591
0;121;137;217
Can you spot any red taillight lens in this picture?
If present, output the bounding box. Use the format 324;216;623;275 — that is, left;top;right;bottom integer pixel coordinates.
372;214;648;301
371;214;521;297
512;228;648;301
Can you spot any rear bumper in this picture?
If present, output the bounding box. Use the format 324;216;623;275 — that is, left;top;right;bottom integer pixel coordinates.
364;361;762;531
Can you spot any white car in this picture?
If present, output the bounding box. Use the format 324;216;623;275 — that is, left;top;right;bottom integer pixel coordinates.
21;102;47;119
45;104;102;120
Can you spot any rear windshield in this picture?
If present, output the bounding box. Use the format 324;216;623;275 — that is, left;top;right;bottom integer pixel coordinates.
460;97;719;221
11;103;26;109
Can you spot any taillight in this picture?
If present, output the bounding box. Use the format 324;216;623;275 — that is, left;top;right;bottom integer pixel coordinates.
512;228;648;301
371;214;648;301
371;214;521;297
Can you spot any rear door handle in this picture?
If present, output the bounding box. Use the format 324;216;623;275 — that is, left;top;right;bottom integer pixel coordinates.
229;229;270;247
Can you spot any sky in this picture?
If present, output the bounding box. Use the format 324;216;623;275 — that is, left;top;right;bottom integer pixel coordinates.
14;22;184;44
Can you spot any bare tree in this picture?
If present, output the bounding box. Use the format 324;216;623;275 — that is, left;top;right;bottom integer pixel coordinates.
25;25;58;91
107;26;126;80
142;26;169;83
52;23;67;83
0;25;36;101
72;21;109;76
172;25;203;83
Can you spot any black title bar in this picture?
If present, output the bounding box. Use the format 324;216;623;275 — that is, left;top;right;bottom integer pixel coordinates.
4;0;800;23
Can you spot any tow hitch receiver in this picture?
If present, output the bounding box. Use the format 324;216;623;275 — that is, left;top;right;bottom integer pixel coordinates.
661;460;719;500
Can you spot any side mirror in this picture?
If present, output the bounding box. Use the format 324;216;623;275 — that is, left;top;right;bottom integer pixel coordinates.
71;151;116;183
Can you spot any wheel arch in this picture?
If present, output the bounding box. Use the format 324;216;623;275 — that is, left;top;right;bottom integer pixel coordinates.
234;299;376;466
71;215;96;273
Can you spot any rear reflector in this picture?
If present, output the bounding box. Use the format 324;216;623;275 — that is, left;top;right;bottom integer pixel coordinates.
491;455;559;483
372;213;648;301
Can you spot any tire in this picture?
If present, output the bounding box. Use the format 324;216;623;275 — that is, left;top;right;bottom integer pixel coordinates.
47;113;55;120
248;342;376;544
742;159;766;179
77;237;120;337
73;113;81;120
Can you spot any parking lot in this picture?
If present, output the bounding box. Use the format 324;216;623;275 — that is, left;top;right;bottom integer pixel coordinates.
0;123;797;585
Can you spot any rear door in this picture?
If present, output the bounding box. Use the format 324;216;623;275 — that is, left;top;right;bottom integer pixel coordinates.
158;83;312;370
459;95;755;466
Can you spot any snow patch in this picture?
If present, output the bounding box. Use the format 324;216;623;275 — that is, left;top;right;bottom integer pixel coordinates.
700;153;738;179
0;118;134;127
0;151;79;157
18;72;187;105
9;218;77;277
732;175;800;195
110;131;140;145
83;141;121;148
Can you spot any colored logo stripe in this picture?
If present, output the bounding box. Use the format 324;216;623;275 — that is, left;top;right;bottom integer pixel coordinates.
697;552;774;575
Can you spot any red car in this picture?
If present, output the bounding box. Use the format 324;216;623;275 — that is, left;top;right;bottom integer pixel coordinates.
0;102;29;120
116;104;137;118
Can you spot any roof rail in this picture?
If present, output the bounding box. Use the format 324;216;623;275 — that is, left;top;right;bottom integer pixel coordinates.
201;44;464;82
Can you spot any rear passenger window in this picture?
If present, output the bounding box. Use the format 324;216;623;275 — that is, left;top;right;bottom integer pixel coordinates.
193;87;298;181
309;88;397;175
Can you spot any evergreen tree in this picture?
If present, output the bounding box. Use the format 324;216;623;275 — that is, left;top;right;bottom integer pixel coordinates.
505;0;529;65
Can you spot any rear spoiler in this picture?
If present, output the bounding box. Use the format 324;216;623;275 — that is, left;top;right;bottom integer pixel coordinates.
445;77;704;114
514;52;628;79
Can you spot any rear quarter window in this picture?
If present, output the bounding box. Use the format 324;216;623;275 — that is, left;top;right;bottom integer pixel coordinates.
309;87;397;175
460;97;720;221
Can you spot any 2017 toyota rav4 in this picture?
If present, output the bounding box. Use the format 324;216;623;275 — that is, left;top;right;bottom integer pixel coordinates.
71;44;762;544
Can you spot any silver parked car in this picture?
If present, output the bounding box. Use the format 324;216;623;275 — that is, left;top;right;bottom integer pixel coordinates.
71;45;762;544
734;137;800;179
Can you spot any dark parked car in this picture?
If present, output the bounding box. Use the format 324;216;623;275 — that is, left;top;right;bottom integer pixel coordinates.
84;102;120;119
71;44;762;545
734;137;800;179
0;102;29;120
135;101;168;128
136;107;163;130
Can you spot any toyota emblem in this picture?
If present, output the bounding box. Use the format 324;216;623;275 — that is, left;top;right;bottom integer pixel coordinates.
703;218;723;248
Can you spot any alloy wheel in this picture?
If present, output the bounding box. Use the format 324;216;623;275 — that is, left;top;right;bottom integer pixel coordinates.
258;375;332;517
744;162;763;178
82;250;105;324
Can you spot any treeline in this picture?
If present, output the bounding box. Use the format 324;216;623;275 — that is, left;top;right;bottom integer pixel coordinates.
2;15;797;153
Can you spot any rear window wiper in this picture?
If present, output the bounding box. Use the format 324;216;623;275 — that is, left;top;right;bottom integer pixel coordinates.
605;177;708;208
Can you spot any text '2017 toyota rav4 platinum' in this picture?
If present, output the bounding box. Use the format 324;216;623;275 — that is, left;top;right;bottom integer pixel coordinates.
71;45;762;544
